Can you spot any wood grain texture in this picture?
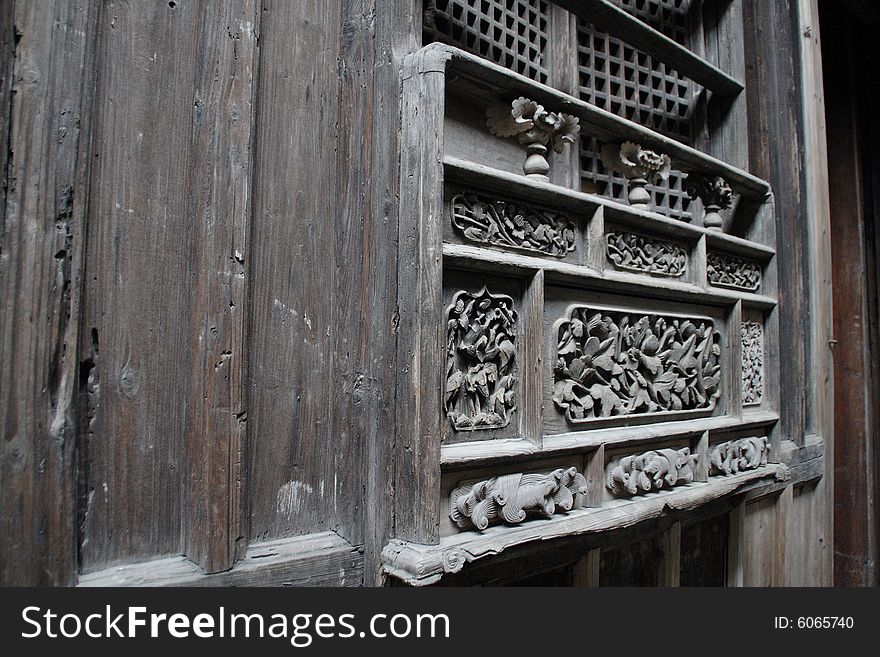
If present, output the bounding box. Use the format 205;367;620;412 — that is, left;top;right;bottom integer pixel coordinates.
0;0;98;585
246;0;344;544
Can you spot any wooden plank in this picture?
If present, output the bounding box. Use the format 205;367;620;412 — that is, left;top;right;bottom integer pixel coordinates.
182;0;259;575
727;500;745;586
0;0;98;585
572;548;601;586
521;270;544;446
393;46;451;545
245;0;343;543
658;522;681;586
364;0;420;585
78;532;363;587
549;0;744;96
822;2;877;587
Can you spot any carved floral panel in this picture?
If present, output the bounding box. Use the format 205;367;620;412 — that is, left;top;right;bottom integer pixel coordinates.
553;307;722;423
709;436;769;476
605;230;687;277
606;447;697;497
707;252;762;291
445;287;517;432
450;191;577;257
450;467;587;530
741;321;764;405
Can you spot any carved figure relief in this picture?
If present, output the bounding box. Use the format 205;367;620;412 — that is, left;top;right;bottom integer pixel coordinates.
606;447;697;497
553;307;722;423
685;174;733;230
707;252;762;292
450;467;588;530
605;230;687;277
450;191;577;257
741;321;764;405
709;436;769;476
599;141;672;206
445;287;517;432
486;97;580;181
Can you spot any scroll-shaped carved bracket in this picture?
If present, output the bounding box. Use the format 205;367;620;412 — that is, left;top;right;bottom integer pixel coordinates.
606;231;687;277
741;321;764;405
486;97;580;181
685;174;733;230
451;191;577;257
450;467;587;530
606;447;697;497
709;437;769;475
445;287;517;432
553;307;722;423
599;141;672;206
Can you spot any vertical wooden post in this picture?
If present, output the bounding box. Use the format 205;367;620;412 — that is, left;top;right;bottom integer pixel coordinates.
572;549;601;587
658;522;682;587
727;500;746;587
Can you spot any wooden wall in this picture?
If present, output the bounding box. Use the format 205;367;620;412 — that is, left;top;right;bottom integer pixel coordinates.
0;0;416;585
0;0;835;586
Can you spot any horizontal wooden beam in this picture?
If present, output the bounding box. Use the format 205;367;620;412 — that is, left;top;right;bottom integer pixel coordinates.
382;464;789;586
78;533;363;587
550;0;744;95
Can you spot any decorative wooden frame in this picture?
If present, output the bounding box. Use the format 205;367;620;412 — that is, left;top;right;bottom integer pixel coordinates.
387;41;820;585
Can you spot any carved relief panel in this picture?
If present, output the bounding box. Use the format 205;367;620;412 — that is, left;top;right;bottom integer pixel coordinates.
741;320;764;406
549;303;723;429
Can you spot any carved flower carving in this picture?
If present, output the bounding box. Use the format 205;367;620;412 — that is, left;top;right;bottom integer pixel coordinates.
487;97;581;152
600;141;672;183
553;309;722;422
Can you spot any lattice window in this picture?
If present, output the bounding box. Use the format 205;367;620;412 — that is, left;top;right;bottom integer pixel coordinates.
577;0;697;219
423;0;550;84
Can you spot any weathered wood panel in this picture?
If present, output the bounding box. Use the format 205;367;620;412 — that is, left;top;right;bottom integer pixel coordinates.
0;0;98;585
80;0;200;571
181;0;260;574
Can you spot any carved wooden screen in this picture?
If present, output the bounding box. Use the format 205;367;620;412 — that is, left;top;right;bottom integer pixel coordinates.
384;0;801;586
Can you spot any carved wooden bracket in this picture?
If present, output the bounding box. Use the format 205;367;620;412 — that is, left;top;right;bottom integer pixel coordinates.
445;287;517;432
450;467;587;530
685;174;733;230
708;437;769;476
486;97;580;181
606;447;697;497
599;141;672;206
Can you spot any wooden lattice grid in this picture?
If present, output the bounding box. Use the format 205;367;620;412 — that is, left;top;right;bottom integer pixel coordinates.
422;0;550;83
577;0;698;219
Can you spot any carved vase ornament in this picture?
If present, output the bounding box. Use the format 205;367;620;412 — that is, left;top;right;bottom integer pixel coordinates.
444;287;517;432
685;174;733;230
486;97;580;181
451;191;577;257
553;308;722;423
709;436;769;476
606;447;697;497
450;467;588;530
599;141;672;206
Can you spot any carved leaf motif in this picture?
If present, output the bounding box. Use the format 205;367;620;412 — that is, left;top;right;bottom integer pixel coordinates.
451;191;577;257
445;287;517;433
606;231;687;277
741;321;764;405
707;252;762;291
553;307;722;424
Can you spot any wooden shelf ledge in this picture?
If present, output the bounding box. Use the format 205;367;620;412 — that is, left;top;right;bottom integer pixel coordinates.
550;0;744;95
382;464;790;586
415;44;770;198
